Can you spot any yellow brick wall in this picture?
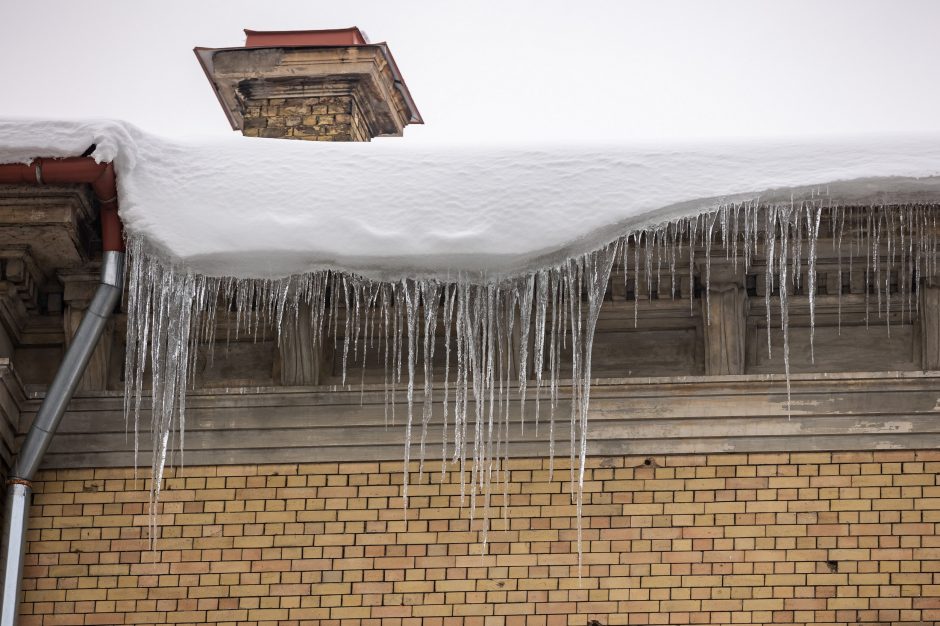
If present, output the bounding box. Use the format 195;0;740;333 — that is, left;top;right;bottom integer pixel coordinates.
18;450;940;626
242;96;368;141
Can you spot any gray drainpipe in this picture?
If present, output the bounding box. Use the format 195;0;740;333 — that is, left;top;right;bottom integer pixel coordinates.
0;250;124;626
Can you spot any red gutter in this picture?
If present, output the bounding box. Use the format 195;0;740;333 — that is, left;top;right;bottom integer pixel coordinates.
0;157;124;252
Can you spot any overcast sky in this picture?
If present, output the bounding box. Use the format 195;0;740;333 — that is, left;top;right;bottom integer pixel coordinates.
1;0;939;145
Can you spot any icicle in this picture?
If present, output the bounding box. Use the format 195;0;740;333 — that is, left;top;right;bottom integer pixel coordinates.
836;204;845;334
793;198;804;294
866;205;874;327
401;280;419;511
532;271;548;435
419;281;441;483
574;244;617;572
440;284;455;478
124;201;940;559
517;275;534;433
669;222;678;299
689;220;697;315
778;206;792;416
704;212;717;325
547;272;561;481
765;205;777;358
807;201;822;363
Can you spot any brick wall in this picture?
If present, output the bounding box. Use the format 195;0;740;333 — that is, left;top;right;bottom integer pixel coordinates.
18;450;940;626
242;96;369;141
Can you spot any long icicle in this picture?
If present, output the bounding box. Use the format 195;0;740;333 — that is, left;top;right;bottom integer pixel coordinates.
125;201;939;568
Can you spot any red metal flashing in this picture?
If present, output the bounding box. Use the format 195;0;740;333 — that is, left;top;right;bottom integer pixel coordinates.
243;27;368;48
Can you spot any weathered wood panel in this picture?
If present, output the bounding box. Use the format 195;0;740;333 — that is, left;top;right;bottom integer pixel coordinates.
748;324;917;373
592;328;702;377
747;294;920;374
196;340;277;387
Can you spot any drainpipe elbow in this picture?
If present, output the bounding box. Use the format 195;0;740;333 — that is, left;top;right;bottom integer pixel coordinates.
94;164;124;253
99;250;125;291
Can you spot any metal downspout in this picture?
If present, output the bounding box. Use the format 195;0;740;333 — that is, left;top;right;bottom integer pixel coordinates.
0;153;126;624
0;250;124;626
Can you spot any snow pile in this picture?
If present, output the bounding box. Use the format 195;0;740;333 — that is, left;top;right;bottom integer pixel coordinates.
3;119;940;560
1;119;939;279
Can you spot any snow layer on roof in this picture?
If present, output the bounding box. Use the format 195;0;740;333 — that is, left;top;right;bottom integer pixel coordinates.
2;118;940;280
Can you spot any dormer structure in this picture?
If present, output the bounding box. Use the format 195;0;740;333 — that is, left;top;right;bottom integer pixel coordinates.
195;28;422;141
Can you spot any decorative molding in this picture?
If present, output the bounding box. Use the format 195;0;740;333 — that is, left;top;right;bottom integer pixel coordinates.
0;358;27;484
0;246;46;348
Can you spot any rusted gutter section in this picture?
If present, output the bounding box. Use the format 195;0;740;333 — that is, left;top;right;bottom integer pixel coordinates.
0;158;124;252
0;157;125;626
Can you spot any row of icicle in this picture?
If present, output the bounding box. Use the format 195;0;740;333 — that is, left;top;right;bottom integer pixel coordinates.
123;200;940;564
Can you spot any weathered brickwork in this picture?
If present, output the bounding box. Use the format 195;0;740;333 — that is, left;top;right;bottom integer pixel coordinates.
242;96;370;142
18;450;940;626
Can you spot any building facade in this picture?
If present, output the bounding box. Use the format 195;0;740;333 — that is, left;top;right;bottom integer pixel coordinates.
1;30;938;626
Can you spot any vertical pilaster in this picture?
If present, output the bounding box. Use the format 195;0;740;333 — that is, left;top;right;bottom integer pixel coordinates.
278;304;321;386
701;263;749;376
920;278;940;370
59;270;113;391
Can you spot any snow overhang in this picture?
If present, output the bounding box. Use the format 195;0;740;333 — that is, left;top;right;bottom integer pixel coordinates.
1;120;940;281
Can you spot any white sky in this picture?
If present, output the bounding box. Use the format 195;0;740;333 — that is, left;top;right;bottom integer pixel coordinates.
1;0;939;145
